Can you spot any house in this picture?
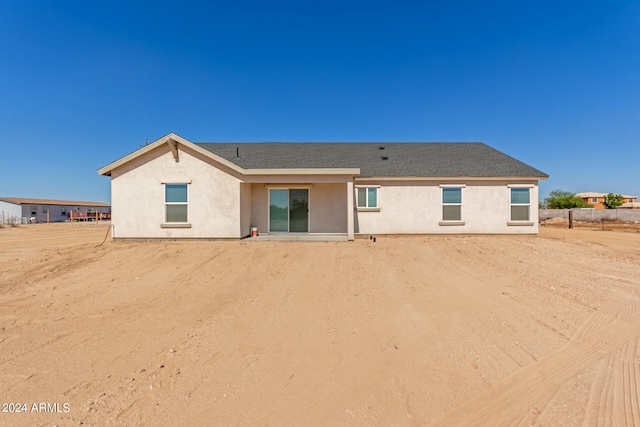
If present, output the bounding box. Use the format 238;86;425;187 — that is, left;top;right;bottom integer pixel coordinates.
0;197;111;224
617;202;640;210
574;192;638;210
98;133;548;240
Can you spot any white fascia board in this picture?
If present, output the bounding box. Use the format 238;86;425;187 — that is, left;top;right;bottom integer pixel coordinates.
97;133;246;176
98;133;361;178
97;135;169;176
244;168;360;176
355;176;547;182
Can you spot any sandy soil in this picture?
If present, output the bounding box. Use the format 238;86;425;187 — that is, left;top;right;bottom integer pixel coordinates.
1;223;639;426
542;216;640;232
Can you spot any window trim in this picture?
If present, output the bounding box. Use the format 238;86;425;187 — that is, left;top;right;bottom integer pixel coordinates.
267;187;311;233
162;183;190;227
356;186;379;211
509;186;533;225
440;186;465;226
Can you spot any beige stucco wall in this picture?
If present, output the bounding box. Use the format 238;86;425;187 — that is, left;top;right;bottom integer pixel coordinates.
355;181;540;235
110;144;243;238
250;182;348;234
239;183;252;237
250;183;268;234
309;183;348;233
108;142;539;238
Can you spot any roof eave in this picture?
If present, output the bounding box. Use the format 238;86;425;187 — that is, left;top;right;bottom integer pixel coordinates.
97;134;173;176
245;168;360;176
98;133;250;177
355;175;549;181
98;134;361;177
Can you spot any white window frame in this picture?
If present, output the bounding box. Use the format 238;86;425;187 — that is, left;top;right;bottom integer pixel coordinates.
356;186;379;211
162;182;191;228
439;184;465;225
508;185;533;225
266;186;312;233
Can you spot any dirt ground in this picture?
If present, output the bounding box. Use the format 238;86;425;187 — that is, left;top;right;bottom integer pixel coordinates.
1;223;639;426
542;216;640;233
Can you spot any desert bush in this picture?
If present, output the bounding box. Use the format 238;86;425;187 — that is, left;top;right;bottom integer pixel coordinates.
544;190;593;209
603;193;624;209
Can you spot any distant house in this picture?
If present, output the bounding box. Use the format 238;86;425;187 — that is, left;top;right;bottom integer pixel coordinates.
618;202;640;209
0;197;111;224
98;133;548;240
575;192;637;210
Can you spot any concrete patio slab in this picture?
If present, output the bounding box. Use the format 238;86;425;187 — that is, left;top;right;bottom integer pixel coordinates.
245;233;349;242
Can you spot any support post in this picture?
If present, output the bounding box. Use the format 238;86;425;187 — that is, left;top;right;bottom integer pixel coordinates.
346;180;354;240
568;210;573;229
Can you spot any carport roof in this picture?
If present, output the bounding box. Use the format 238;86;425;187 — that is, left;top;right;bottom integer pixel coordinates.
0;197;110;207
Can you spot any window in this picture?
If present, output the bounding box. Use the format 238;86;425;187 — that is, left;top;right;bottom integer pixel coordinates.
442;187;462;221
61;207;67;215
510;188;530;221
30;206;37;216
165;184;188;223
591;197;598;203
357;187;378;208
42;206;50;213
87;207;96;213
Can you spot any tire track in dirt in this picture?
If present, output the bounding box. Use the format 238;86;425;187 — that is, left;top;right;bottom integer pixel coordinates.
582;337;640;427
578;297;640;426
428;295;640;426
572;299;627;340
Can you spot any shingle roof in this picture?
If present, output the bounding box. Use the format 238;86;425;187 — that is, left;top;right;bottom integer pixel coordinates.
195;142;548;178
0;197;110;207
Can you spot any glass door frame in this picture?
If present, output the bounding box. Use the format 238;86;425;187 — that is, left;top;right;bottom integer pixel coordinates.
267;187;310;233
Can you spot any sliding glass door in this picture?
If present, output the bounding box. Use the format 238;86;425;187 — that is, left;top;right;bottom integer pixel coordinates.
269;189;289;232
289;189;309;232
269;189;308;232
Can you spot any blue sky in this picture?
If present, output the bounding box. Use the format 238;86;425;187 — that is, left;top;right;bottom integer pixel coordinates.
1;1;638;203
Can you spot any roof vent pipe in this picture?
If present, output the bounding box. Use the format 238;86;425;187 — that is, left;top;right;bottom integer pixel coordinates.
379;145;385;150
236;147;239;158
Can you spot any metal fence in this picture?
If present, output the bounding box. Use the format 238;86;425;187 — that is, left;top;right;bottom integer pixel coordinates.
539;208;640;223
